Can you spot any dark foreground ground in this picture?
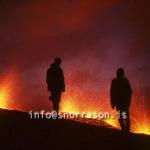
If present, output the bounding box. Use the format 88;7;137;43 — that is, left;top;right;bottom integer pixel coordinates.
0;108;150;150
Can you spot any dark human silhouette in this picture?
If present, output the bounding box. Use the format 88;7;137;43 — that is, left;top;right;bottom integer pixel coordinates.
110;68;132;132
46;57;65;113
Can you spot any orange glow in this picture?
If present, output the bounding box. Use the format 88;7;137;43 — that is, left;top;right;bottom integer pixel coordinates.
0;85;9;108
134;123;150;135
60;88;119;129
131;95;150;135
0;69;149;135
105;112;119;128
0;70;20;110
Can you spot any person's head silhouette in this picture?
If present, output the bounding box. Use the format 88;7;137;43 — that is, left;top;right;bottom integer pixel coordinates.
117;68;125;79
54;57;62;66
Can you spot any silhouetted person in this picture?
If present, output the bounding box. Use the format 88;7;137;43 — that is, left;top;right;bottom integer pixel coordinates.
46;57;65;113
110;68;132;132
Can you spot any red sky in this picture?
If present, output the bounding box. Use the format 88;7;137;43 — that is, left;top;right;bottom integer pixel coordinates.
0;0;150;111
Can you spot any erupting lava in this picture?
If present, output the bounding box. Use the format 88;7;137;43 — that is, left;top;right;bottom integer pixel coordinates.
0;68;149;135
60;80;150;135
0;70;20;110
131;95;150;135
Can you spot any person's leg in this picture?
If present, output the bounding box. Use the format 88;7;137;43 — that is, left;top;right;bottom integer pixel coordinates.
118;110;125;131
53;91;61;113
56;92;61;112
53;101;59;112
125;109;130;132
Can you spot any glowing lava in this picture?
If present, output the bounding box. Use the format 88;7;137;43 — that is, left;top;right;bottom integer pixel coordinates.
60;89;150;135
0;70;19;109
0;85;9;108
60;89;119;129
131;95;150;135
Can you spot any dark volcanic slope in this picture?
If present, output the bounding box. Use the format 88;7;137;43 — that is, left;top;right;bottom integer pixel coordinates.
0;108;150;150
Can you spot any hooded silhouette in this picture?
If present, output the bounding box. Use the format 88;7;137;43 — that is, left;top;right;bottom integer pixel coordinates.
46;57;65;113
110;68;132;132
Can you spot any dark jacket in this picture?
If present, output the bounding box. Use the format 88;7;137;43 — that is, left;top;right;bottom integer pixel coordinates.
110;78;132;109
46;63;65;92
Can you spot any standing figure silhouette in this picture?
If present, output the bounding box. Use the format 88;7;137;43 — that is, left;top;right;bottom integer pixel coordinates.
110;68;132;132
46;57;65;113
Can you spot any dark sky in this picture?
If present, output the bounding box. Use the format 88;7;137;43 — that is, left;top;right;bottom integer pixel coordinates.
0;0;150;111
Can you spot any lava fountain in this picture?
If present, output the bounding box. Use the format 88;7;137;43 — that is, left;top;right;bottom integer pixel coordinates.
0;69;21;110
60;90;150;135
131;94;150;135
